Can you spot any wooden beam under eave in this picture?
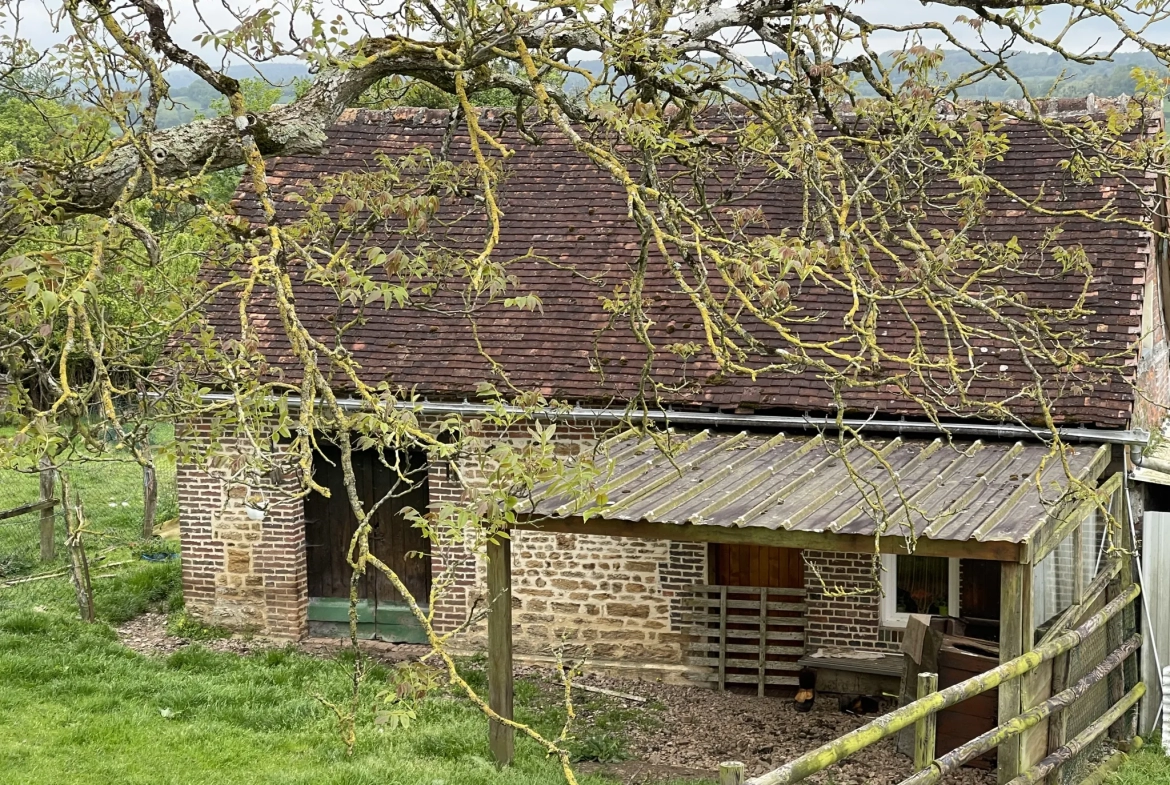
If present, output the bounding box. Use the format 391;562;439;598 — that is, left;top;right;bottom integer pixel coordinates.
486;536;514;767
513;515;1024;562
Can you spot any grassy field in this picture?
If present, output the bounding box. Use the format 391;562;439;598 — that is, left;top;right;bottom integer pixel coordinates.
0;560;701;785
1110;743;1170;785
0;425;178;585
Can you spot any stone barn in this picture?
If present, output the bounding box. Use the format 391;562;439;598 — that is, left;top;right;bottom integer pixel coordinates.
175;102;1170;697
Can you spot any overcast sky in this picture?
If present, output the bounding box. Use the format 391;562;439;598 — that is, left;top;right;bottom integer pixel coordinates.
6;0;1163;65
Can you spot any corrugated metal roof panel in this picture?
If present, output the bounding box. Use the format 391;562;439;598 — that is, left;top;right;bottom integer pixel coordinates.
529;431;1109;544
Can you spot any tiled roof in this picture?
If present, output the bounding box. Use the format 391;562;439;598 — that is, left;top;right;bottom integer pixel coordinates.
214;104;1159;428
528;431;1111;545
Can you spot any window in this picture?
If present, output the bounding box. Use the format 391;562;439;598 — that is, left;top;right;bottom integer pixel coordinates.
880;554;960;628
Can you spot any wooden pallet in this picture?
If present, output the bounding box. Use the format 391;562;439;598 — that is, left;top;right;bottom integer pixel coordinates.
683;584;807;695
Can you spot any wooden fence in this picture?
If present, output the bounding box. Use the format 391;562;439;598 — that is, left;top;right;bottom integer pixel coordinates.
740;555;1143;785
681;585;807;694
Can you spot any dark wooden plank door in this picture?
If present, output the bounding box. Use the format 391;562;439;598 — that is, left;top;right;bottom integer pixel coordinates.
711;543;805;589
304;444;431;605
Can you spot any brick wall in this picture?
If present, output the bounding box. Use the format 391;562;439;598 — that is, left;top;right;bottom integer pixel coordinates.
1133;231;1169;431
803;550;902;652
177;419;307;639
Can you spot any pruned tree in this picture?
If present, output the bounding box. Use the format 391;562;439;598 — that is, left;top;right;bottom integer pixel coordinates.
2;0;1169;778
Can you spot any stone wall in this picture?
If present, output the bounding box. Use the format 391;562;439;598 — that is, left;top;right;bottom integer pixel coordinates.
177;416;946;669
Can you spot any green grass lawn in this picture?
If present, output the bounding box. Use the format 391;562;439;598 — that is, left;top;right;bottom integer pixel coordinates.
0;562;700;785
1110;743;1170;785
0;424;178;584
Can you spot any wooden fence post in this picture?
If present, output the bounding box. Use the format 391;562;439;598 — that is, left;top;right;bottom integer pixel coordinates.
142;460;158;539
59;474;95;623
914;672;939;771
999;561;1030;784
1045;649;1070;785
38;458;56;561
486;535;514;767
719;761;746;785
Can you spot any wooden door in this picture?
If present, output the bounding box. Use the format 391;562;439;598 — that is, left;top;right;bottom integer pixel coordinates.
711;543;805;589
304;444;431;605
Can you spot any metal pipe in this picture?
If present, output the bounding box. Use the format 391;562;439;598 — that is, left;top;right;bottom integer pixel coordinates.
192;392;1149;446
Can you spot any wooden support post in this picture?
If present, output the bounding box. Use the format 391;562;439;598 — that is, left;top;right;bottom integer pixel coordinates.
719;761;746;785
1107;491;1138;743
38;458;55;561
914;672;939;771
999;561;1029;784
142;460;158;540
758;587;768;697
718;585;728;691
486;536;514;767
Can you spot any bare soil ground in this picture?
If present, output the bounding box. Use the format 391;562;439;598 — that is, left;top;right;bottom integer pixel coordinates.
115;615;996;785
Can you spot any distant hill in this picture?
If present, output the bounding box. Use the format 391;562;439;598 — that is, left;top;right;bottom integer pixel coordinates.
155;50;1166;127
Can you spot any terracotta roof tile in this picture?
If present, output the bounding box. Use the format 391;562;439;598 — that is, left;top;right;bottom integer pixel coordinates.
209;107;1159;428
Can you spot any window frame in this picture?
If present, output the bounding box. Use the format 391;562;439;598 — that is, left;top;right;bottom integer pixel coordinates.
879;553;961;629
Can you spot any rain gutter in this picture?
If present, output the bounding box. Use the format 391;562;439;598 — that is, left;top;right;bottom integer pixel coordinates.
193;392;1149;447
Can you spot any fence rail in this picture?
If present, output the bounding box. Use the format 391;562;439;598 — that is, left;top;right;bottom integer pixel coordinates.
683;584;808;693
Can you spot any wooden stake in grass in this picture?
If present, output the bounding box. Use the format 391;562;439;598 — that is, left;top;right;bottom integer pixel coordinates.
60;474;95;623
39;458;56;561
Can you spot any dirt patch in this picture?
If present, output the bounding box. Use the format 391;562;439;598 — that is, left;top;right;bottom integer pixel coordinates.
115;614;429;663
559;673;997;785
115;613;258;656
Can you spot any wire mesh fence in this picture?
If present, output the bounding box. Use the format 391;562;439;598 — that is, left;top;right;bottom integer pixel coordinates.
0;438;179;615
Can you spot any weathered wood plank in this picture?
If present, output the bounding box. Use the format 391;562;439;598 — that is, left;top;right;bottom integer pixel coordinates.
999;561;1028;785
759;587;768;698
914;672;939;771
688;643;806;656
718;585;728;691
681;597;808;613
514;516;1024;561
0;497;56;522
486;536;514;767
691;673;801;687
685;629;807;642
690;585;807;596
687;641;809;655
687;656;803;671
683;622;809;631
